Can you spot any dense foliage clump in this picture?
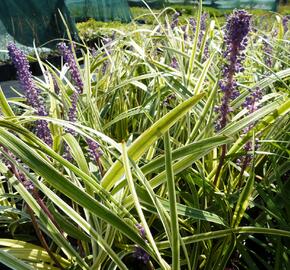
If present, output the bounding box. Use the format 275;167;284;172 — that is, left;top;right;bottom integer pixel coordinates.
0;5;289;270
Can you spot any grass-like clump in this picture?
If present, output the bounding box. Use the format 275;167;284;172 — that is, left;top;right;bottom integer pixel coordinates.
0;3;290;270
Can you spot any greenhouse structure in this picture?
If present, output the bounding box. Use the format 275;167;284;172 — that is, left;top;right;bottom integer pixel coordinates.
66;0;132;22
128;0;278;11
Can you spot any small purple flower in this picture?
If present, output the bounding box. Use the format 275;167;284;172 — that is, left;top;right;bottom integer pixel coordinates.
86;138;103;164
52;76;60;95
66;92;79;136
58;42;84;160
242;87;262;114
215;10;252;131
282;15;289;34
200;13;208;33
57;42;83;94
189;17;196;33
238;87;263;166
8;43;39;108
171;12;180;29
62;91;79;160
133;224;150;265
262;37;273;68
181;25;188;40
23;179;35;191
136;223;146;239
189;14;209;59
101;60;109;75
190;13;207;42
170;57;179;69
57;43;82;125
7;43;52;146
67;92;78;123
133;246;150;265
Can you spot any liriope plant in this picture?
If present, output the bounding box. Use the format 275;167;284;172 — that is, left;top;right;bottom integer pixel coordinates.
0;3;290;270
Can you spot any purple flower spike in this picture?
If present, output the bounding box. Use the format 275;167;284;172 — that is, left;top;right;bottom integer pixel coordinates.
189;17;196;33
57;42;83;94
57;43;83;129
7;43;52;146
86;138;103;164
58;42;84;159
136;223;146;239
181;25;188;40
215;10;252;131
62;91;79;160
66;92;79;136
282;15;289;34
133;224;150;265
242;87;262;114
171;12;180;29
262;37;273;67
133;246;150;265
242;87;263;166
238;87;263;167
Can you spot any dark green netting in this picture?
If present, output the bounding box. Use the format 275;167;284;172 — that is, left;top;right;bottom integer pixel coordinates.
0;0;78;61
0;0;132;61
66;0;132;22
128;0;278;10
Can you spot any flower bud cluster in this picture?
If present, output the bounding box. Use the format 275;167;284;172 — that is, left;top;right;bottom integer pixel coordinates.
189;17;196;32
237;87;262;166
57;42;83;93
57;43;81;139
58;42;103;165
7;43;52;146
181;25;188;40
283;15;289;34
170;57;179;69
133;224;150;265
188;14;209;59
171;12;180;29
215;10;251;131
86;138;103;163
262;37;273;68
189;13;208;41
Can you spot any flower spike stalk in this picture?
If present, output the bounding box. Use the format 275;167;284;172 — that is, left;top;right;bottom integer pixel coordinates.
58;42;103;167
237;87;263;169
133;224;150;265
214;10;252;185
7;43;52;146
215;10;252;131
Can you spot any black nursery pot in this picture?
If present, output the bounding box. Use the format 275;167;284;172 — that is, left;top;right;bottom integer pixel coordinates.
0;55;60;82
0;51;83;82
